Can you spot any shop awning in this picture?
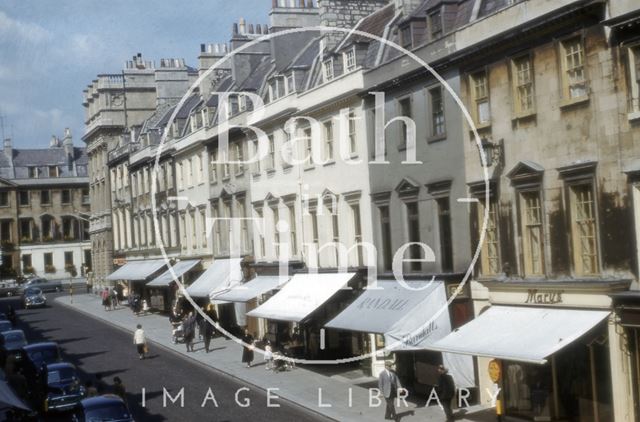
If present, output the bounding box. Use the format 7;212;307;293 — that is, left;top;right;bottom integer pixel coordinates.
185;258;243;299
246;273;356;322
147;260;201;287
430;306;610;365
105;259;167;281
325;280;452;351
213;275;289;303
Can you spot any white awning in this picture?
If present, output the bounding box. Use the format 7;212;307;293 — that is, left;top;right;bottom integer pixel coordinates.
185;258;243;299
246;273;356;322
147;260;201;287
213;276;289;303
430;306;610;364
105;260;167;281
326;280;452;351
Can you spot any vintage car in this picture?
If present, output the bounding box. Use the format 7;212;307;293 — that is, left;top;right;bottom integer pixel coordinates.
22;287;47;309
72;395;134;422
43;362;86;412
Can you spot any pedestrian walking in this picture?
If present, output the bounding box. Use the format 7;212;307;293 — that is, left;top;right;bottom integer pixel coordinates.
378;360;402;421
112;376;126;400
183;312;196;352
241;328;255;368
111;288;118;309
133;324;147;359
101;288;110;311
203;319;215;353
85;380;98;397
437;364;456;421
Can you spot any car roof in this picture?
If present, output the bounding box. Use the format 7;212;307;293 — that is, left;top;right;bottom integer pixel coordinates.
46;362;75;371
23;342;58;351
2;329;24;337
81;394;126;408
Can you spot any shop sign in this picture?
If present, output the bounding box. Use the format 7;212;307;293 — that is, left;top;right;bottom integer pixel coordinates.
488;359;501;383
524;289;563;305
113;257;127;266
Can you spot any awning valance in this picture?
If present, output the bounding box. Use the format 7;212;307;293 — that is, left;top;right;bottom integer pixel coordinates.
105;259;167;281
185;258;243;299
147;260;201;287
246;273;356;322
213;275;289;303
325;280;452;351
430;306;610;365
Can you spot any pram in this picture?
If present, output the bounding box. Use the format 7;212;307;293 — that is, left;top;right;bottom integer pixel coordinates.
171;321;185;344
271;352;294;373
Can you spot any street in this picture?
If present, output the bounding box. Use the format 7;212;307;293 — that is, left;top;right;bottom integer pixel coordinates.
0;293;330;422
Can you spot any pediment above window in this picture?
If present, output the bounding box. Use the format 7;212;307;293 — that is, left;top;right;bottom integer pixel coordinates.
507;160;544;187
395;177;420;199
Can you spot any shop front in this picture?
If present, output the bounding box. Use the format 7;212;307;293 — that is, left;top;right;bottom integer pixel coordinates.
246;272;360;360
432;280;635;422
611;291;640;422
325;279;476;393
185;258;244;334
145;259;201;313
105;259;167;301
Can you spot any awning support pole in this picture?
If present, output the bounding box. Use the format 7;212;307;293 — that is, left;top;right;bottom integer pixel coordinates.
589;344;600;422
551;355;560;419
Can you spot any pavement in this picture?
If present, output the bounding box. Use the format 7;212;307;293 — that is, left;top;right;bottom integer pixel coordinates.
55;293;507;422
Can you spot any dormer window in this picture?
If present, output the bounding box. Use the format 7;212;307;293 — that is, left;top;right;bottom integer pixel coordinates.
28;167;38;179
429;9;443;39
401;26;412;49
323;59;334;82
49;166;59;178
285;73;296;95
344;48;356;73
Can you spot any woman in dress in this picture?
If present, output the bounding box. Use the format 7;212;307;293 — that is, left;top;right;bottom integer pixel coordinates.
241;328;254;368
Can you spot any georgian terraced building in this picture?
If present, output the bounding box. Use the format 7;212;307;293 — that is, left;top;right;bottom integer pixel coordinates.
0;130;91;280
84;0;640;420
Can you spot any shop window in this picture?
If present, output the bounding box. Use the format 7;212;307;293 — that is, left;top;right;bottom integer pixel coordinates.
570;183;599;275
520;191;544;276
560;38;588;100
478;198;500;276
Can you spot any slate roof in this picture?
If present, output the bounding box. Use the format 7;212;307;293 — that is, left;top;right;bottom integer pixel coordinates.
0;145;88;180
345;3;396;46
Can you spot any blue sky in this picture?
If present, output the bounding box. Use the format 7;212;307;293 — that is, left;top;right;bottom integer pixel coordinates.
0;1;270;149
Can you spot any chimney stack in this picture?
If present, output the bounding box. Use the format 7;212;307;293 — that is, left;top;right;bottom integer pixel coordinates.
63;128;74;160
4;138;12;160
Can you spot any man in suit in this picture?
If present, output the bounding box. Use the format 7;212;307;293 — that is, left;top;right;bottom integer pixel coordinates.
378;360;402;421
437;364;456;421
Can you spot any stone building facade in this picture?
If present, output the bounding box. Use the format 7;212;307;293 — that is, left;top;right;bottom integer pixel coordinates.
0;130;90;280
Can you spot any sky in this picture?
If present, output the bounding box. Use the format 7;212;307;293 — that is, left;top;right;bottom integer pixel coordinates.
0;1;271;149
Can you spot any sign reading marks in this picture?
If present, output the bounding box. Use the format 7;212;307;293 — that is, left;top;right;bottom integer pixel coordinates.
524;289;564;305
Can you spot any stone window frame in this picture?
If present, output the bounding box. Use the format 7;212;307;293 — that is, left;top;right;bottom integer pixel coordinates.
509;52;537;119
468;69;492;128
557;33;590;107
343;47;357;73
323;58;335;83
558;161;601;277
426;84;446;142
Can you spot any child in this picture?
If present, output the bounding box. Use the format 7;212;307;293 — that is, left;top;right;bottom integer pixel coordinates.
264;341;273;370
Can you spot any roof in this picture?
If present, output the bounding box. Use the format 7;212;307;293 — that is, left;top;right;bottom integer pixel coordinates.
345;3;396;46
23;342;58;351
46;362;75;371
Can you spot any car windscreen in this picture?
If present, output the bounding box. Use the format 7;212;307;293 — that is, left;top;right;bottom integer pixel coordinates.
3;332;25;346
48;367;76;384
28;348;59;365
85;403;131;421
25;288;42;296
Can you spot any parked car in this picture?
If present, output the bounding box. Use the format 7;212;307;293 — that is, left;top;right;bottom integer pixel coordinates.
0;319;12;332
43;362;85;412
0;329;27;367
22;287;46;309
72;395;134;422
17;342;62;382
22;277;62;293
0;279;20;297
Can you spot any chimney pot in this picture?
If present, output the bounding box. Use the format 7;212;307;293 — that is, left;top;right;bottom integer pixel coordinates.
256;25;263;34
233;23;239;34
272;0;277;7
248;23;255;34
